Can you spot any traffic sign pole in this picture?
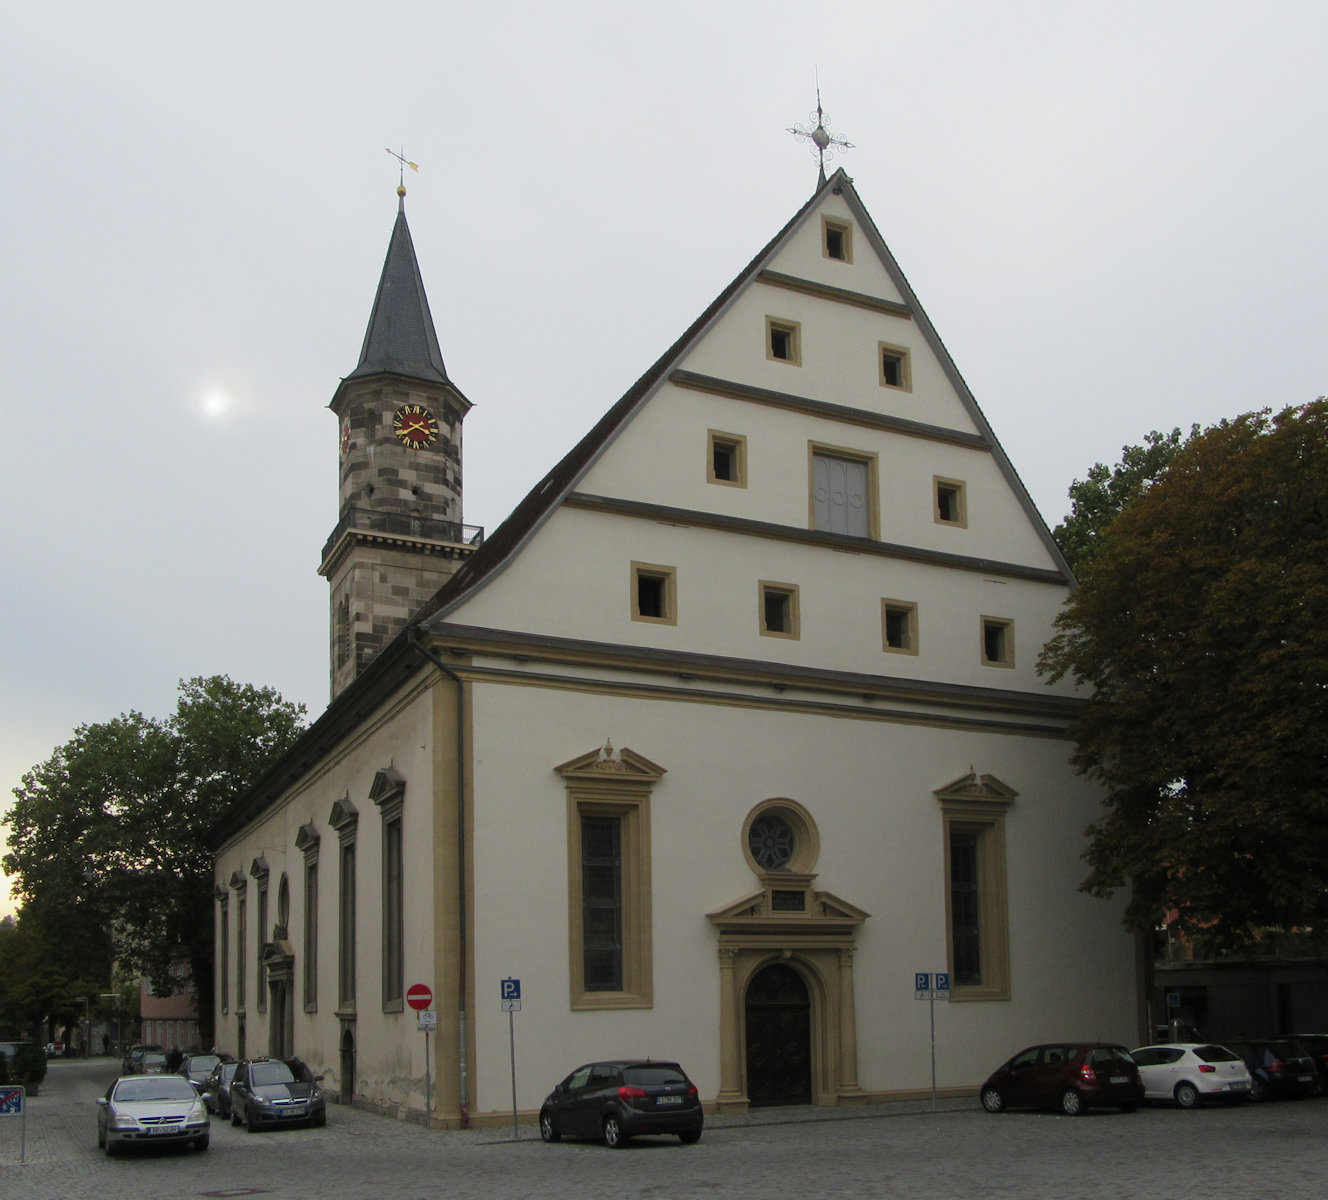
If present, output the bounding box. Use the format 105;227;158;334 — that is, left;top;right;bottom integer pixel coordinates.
913;971;949;1110
502;979;521;1138
406;984;434;1128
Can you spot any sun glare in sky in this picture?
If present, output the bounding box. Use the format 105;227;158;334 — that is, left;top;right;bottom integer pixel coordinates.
200;389;232;421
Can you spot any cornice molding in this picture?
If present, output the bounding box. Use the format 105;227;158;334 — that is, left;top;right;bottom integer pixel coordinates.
563;491;1067;586
756;269;913;320
669;370;989;450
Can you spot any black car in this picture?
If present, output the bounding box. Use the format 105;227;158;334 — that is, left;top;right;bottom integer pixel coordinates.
980;1043;1144;1115
1288;1033;1328;1087
539;1060;703;1148
179;1053;229;1094
229;1056;327;1130
202;1060;239;1117
1224;1038;1319;1101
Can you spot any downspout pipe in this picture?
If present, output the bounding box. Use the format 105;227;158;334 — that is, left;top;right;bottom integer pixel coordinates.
408;626;470;1127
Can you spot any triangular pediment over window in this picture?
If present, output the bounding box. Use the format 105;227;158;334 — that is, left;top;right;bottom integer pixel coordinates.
707;889;869;936
933;771;1018;808
555;741;666;783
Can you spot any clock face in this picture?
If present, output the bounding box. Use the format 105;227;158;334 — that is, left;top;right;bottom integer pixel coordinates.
392;404;439;448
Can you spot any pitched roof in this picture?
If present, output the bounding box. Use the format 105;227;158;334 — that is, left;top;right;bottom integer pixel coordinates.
416;168;1072;629
344;192;451;387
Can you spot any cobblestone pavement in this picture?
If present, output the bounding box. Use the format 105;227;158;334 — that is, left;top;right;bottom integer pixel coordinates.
6;1057;1328;1199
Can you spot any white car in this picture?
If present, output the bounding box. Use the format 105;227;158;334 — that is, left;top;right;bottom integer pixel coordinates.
1130;1043;1252;1108
96;1074;210;1154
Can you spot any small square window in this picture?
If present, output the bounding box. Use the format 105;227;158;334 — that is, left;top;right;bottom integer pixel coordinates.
878;342;912;391
759;581;800;639
882;599;918;655
707;430;747;488
935;478;967;527
981;617;1015;668
631;563;677;625
822;216;853;263
767;317;802;366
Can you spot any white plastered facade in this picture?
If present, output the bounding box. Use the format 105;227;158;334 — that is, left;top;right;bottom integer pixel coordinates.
212;170;1140;1126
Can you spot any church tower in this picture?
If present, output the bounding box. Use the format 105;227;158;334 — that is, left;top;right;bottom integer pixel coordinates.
320;186;480;698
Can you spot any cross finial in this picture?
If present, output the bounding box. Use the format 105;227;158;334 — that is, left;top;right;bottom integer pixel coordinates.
787;84;853;185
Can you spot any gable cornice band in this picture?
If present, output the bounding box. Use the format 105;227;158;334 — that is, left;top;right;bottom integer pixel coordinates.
756;269;913;320
563;492;1068;585
669;371;989;450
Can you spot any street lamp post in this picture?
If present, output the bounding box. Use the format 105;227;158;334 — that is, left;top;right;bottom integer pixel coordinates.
74;996;90;1058
100;992;122;1060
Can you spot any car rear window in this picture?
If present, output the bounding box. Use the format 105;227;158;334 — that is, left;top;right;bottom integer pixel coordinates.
188;1055;221;1072
1088;1047;1135;1066
623;1065;687;1087
1195;1045;1241;1063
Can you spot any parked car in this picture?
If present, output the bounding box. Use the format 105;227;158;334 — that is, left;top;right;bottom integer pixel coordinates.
139;1051;169;1075
979;1043;1144;1115
1224;1038;1319;1101
122;1044;162;1074
96;1073;210;1154
229;1057;327;1130
179;1053;228;1093
1129;1043;1252;1107
202;1060;240;1117
1288;1034;1328;1087
538;1059;703;1147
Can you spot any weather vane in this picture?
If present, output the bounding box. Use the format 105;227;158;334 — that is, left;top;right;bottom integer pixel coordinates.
385;146;419;189
787;84;853;182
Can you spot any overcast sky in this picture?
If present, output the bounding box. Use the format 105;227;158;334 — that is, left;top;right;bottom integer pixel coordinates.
4;0;1325;917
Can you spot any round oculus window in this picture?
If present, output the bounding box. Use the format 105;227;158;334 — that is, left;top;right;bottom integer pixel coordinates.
749;813;796;871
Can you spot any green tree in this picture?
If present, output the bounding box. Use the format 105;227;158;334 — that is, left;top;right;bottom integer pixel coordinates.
1052;426;1196;574
3;676;305;1042
1039;401;1328;949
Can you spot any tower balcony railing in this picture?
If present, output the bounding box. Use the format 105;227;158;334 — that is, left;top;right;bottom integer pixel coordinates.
322;508;484;561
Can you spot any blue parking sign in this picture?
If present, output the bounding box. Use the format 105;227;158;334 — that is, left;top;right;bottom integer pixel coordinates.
914;972;931;992
934;973;950;991
501;978;521;1001
0;1087;23;1116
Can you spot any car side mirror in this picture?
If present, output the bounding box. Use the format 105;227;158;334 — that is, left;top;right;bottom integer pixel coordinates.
314;1074;325;1082
96;1098;108;1107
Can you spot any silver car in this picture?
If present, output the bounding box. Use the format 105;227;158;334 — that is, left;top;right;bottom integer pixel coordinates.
1130;1043;1252;1108
96;1074;210;1154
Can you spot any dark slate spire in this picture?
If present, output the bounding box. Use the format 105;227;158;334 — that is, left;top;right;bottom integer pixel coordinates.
345;187;449;385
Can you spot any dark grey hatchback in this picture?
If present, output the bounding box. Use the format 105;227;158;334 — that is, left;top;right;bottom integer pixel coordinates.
539;1060;703;1148
229;1056;327;1131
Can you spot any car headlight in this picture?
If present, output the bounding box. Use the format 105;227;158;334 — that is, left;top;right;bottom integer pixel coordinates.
111;1114;139;1130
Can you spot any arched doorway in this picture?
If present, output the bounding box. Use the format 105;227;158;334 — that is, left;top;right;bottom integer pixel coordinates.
745;962;812;1107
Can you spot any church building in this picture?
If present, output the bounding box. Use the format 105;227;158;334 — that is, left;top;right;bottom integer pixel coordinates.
211;144;1142;1126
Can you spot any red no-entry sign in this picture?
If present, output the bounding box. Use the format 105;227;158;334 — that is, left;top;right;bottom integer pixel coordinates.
406;983;433;1010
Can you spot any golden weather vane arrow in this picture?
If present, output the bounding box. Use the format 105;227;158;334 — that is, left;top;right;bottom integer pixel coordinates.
385;146;420;186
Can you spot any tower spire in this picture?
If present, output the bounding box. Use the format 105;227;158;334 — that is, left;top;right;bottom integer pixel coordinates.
344;177;449;387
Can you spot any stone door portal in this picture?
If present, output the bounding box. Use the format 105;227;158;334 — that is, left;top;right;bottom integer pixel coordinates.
745;962;812;1107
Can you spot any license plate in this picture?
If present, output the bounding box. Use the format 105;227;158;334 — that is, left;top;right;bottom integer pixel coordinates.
1230;1081;1249;1090
1109;1076;1128;1084
656;1095;683;1105
1298;1075;1313;1083
146;1124;181;1135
